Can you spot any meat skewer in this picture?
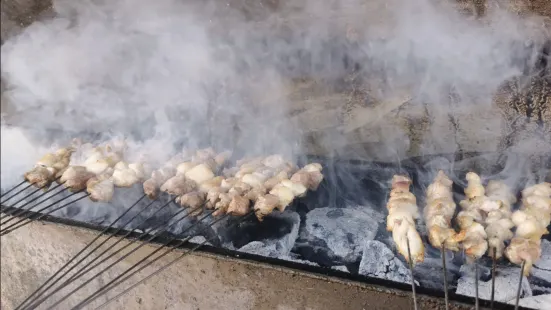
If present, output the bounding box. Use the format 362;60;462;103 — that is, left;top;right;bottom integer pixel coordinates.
457;172;495;260
483;180;516;308
457;172;497;308
425;170;465;250
424;170;464;310
24;146;75;190
386;175;425;264
386;174;423;310
505;182;551;276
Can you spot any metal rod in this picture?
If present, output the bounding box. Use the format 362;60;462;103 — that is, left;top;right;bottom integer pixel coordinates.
77;212;248;310
27;198;180;307
1;190;81;233
1;183;66;225
1;176;60;206
491;247;496;310
31;203;209;310
0;180;26;199
0;182;33;204
515;260;525;310
406;238;418;310
15;194;148;310
0;186;45;213
62;200;181;285
441;244;449;310
0;193;89;236
475;261;479;310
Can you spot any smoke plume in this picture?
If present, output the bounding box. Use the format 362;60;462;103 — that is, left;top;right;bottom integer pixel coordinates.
1;0;549;190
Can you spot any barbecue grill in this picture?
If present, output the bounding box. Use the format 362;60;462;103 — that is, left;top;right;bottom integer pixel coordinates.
1;152;549;309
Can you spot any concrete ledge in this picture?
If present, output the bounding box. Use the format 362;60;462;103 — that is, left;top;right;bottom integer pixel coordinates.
0;219;474;310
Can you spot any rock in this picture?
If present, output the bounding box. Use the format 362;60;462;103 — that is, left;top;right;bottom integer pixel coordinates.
507;294;551;310
358;240;412;284
456;265;532;303
303;206;383;264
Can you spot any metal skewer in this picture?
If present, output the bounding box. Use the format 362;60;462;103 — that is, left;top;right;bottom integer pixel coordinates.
490;247;497;310
29;203;211;310
0;192;89;236
406;238;418;310
76;212;252;310
26;198;182;307
61;200;176;285
0;180;27;199
474;260;479;310
0;182;33;204
0;183;67;225
441;244;449;310
0;185;47;214
514;260;526;310
15;194;148;310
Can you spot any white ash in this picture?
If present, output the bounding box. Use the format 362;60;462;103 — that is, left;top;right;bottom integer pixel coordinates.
456;264;532;302
331;265;349;272
238;241;319;266
189;236;211;246
530;267;551;295
508;294;551;310
303;206;383;264
535;240;551;270
358;240;413;284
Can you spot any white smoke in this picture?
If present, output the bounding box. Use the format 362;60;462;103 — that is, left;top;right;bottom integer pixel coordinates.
1;0;549;191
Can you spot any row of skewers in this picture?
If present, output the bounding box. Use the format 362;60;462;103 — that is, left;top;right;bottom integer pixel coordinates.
0;139;326;309
386;170;551;309
16;138;324;223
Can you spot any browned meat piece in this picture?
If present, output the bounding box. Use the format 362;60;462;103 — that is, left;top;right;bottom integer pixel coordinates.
244;186;267;201
160;175;196;196
254;194;280;221
264;171;288;190
228;181;252;196
205;187;222;209
61;166;95;191
178;191;206;217
143;178;159;200
86;175;115;202
199;176;223;192
213;193;233;216
227;196;250;216
24;166;55;189
290;165;324;191
269;184;295;212
185;163;215;184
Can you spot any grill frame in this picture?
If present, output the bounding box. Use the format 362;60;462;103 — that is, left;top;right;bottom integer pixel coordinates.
0;203;531;310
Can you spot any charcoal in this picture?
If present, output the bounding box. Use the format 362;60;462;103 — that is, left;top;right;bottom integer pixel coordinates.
217;211;300;254
358;240;412;284
456;265;532;302
302;206;383;264
413;257;460;291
